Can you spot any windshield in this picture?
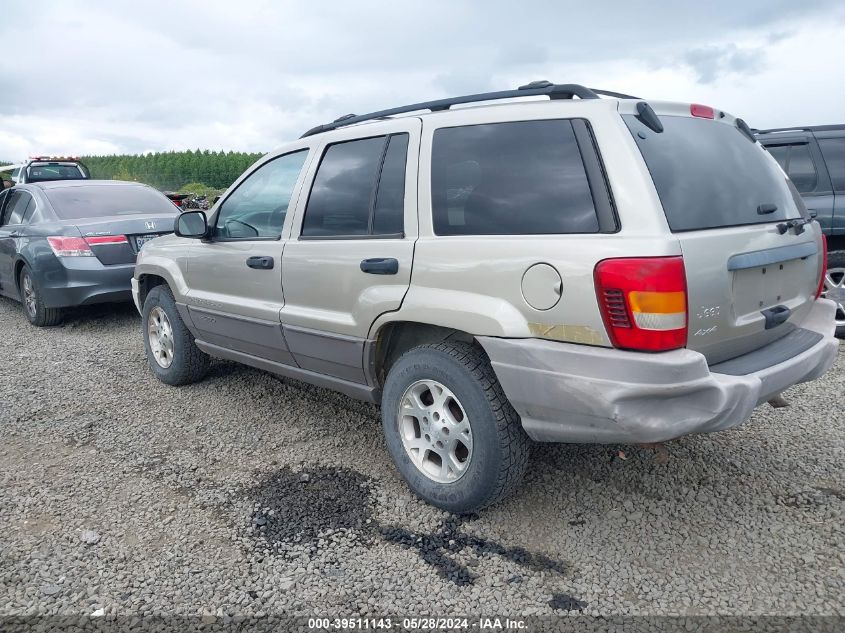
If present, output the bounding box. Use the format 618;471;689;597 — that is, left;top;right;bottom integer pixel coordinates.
26;163;86;182
45;185;178;219
624;115;804;232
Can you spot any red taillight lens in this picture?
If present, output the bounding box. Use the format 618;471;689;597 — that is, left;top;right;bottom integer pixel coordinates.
84;235;128;246
690;103;715;119
816;233;828;299
47;236;94;257
594;256;688;352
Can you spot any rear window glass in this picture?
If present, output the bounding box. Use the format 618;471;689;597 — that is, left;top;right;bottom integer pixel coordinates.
27;163;86;182
431;120;599;235
45;185;177;219
624;115;802;231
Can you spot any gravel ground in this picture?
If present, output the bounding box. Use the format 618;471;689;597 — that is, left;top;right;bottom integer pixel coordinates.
0;296;843;624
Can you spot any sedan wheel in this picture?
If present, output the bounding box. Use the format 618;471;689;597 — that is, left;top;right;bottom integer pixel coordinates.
21;273;37;319
147;306;175;368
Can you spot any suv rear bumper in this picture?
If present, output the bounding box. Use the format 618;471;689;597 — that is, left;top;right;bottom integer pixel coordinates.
478;299;839;444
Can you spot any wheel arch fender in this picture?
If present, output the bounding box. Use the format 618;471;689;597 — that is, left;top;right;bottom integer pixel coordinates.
135;256;189;308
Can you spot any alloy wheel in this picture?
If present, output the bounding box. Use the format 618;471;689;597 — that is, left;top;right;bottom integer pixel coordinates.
22;274;37;319
821;267;845;327
398;379;473;483
147;306;175;369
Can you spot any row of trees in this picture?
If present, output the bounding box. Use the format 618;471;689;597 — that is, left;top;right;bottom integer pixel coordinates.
83;150;264;192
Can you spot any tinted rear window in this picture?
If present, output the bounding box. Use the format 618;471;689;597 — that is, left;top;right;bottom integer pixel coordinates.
624;115;802;231
431;120;599;235
818;138;845;192
45;185;177;219
27;163;85;182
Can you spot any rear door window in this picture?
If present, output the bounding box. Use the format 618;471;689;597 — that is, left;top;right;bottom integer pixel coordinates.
818;138;845;192
2;191;31;225
431;120;600;235
625;115;802;231
763;143;819;193
302;133;409;237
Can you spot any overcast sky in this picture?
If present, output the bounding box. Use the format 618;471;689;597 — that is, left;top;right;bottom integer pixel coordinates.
1;0;843;158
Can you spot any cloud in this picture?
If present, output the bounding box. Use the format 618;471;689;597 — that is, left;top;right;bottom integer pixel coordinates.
683;44;767;83
0;0;843;158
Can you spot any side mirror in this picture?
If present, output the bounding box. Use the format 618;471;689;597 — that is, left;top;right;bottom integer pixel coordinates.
174;210;208;238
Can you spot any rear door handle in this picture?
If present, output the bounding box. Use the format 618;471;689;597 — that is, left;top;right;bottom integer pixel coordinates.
360;257;398;275
246;256;274;270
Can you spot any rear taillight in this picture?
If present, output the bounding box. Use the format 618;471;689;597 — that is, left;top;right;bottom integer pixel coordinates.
47;235;127;256
594;257;688;352
816;233;828;299
47;236;94;257
84;235;128;246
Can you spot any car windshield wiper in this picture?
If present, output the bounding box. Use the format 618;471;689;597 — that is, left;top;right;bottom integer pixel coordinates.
776;217;813;235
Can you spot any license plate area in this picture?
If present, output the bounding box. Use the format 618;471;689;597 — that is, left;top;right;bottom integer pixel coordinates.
732;258;809;320
133;233;169;251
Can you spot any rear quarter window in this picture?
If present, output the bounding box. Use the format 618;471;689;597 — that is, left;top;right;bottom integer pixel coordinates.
625;115;802;231
431;119;601;235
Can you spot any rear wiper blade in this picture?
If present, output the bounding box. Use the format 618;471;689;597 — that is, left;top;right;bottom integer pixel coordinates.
776;218;813;235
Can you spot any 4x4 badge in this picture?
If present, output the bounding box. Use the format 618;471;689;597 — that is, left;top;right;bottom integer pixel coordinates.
145;221;156;230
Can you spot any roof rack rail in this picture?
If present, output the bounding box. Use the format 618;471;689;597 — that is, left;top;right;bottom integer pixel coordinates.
590;88;640;99
301;81;613;138
755;124;845;135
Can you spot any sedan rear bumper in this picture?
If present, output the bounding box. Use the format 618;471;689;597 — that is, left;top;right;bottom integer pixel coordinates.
478;299;839;444
39;258;135;308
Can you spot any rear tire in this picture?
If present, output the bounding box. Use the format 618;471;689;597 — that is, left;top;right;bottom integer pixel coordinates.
19;266;63;327
381;341;530;513
823;250;845;339
142;285;209;386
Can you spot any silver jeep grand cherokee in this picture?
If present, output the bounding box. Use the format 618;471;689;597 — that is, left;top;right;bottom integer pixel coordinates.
133;82;839;512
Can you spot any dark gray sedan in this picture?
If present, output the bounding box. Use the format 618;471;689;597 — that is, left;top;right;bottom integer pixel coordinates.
0;180;179;326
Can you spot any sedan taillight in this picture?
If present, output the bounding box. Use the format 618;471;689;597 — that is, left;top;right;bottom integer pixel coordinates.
47;236;94;257
47;235;128;257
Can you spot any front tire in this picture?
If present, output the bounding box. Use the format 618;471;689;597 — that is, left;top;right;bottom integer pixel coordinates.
822;250;845;338
19;266;63;327
142;285;209;385
381;341;530;513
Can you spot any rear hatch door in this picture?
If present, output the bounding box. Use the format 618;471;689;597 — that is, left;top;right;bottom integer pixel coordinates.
623;107;824;364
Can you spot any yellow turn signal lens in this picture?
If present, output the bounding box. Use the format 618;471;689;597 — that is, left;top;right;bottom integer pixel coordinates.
628;291;686;314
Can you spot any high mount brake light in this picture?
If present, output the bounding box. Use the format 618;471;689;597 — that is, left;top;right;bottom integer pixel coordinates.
817;234;828;299
594;257;688;352
47;235;127;256
690;104;715;119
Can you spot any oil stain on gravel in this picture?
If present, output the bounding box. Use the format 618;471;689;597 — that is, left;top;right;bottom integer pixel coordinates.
549;592;587;612
248;466;375;549
379;515;569;587
247;467;569;587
